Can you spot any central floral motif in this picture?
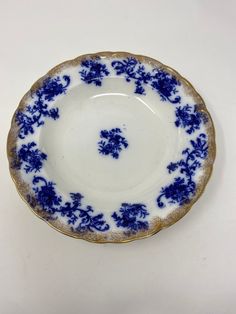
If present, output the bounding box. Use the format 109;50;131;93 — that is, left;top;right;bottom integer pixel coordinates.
98;128;129;159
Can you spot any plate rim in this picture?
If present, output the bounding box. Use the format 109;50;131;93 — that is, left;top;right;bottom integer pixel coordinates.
7;51;216;243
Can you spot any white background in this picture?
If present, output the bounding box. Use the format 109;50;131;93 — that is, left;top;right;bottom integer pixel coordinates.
0;1;235;313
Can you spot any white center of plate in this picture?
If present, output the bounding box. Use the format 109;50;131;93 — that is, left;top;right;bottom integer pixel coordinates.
40;79;178;198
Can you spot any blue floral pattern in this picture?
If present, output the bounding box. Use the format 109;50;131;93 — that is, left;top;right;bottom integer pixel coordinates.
11;56;211;237
15;75;70;139
112;203;149;232
175;105;208;134
157;134;208;208
98;128;128;159
79;57;109;86
111;57;180;103
31;176;109;232
16;142;47;173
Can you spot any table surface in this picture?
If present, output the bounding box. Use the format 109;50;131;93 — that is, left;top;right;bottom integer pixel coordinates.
1;1;235;313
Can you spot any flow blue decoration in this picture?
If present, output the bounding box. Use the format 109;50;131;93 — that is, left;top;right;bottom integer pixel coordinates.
13;57;210;235
11;143;109;232
15;75;70;139
112;203;149;232
31;176;109;232
98;128;129;159
175;105;208;134
79;57;110;86
111;57;181;103
157;133;208;208
17;142;47;173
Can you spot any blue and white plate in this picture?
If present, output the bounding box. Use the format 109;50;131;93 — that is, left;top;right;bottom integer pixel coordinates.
7;52;216;243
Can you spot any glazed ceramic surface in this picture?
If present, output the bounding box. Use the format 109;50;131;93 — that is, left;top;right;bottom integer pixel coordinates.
7;52;215;243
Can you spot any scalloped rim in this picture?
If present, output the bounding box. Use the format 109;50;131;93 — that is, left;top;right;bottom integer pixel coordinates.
7;51;216;243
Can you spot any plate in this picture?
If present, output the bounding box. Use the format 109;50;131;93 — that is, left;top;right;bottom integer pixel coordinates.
7;52;216;243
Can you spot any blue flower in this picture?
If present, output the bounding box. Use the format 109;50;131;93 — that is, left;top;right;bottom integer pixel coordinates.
151;70;181;103
15;111;35;138
32;177;62;213
167;162;179;173
112;203;149;232
175;105;207;134
15;75;70;139
76;207;109;232
98;128;128;159
157;134;208;208
111;58;152;95
190;133;208;159
16;142;47;173
111;57;180;101
31;177;109;232
79;57;110;86
157;177;195;208
39;75;71;101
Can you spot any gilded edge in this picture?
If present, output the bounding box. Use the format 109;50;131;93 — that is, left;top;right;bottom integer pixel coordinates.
7;51;216;243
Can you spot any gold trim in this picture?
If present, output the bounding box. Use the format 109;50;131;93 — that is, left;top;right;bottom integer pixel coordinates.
7;51;216;243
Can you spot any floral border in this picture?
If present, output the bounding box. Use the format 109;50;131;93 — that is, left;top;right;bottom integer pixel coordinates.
7;52;215;243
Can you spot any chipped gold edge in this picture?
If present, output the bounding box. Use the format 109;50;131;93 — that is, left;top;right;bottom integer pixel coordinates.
7;51;216;244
